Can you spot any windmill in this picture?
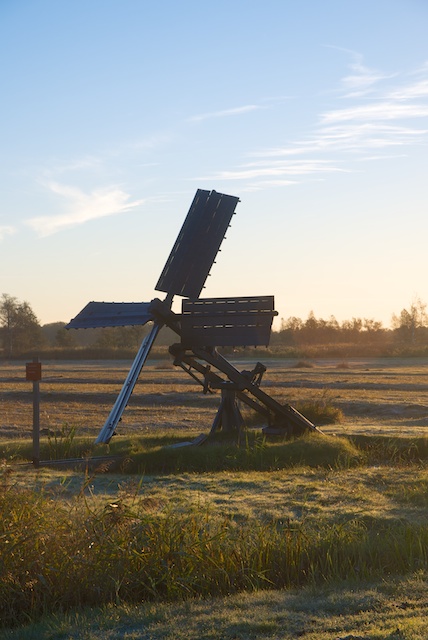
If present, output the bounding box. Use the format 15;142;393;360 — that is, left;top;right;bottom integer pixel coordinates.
67;189;319;444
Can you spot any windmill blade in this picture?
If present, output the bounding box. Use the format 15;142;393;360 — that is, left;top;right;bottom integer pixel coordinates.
66;301;154;329
155;189;239;299
95;321;162;444
180;296;277;347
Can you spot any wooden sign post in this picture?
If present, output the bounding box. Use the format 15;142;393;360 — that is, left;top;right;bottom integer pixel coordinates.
26;358;42;468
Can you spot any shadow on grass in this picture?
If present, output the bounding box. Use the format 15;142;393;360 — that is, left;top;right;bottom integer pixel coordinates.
2;430;428;474
115;432;367;474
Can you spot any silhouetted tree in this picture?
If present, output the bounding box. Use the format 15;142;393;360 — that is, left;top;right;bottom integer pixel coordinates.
363;318;383;333
92;324;150;350
392;298;428;344
300;311;320;344
55;326;77;348
0;294;43;356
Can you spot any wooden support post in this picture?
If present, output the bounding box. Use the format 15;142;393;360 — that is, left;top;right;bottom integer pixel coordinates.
26;357;42;468
210;381;244;436
32;378;40;468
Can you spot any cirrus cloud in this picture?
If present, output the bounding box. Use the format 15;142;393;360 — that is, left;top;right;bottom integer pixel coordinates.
188;104;263;123
196;54;428;191
26;182;145;237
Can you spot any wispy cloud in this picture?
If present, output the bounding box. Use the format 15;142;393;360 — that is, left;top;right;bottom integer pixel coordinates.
42;133;174;180
188;104;263;123
48;156;103;174
358;153;408;162
321;53;428;141
26;182;145;237
127;132;176;150
0;225;16;241
342;59;391;98
387;78;428;101
325;46;392;97
194;159;349;183
250;123;426;158
341;64;388;97
202;54;428;191
321;102;428;124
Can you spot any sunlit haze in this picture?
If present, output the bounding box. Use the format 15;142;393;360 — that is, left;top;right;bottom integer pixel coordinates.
1;0;428;329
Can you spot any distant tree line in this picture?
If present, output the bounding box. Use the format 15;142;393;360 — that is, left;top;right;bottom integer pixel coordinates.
274;312;385;346
1;292;428;358
0;293;177;358
272;298;428;353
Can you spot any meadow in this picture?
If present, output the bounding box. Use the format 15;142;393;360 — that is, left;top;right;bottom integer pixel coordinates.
0;357;428;639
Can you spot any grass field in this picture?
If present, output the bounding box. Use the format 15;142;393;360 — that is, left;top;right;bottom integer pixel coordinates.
2;356;428;439
1;356;427;639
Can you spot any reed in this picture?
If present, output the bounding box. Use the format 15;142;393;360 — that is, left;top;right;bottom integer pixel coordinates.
1;478;427;628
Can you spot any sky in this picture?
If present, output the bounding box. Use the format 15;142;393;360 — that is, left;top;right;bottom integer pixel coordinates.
1;0;428;330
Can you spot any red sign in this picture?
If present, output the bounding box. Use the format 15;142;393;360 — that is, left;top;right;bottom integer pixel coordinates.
26;362;42;381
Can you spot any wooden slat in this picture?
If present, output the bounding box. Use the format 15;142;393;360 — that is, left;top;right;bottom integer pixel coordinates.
183;314;274;324
180;295;276;347
66;301;153;329
183;296;275;315
181;327;272;347
155;190;239;299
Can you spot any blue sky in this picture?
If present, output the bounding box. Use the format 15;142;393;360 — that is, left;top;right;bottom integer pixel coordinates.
1;0;428;328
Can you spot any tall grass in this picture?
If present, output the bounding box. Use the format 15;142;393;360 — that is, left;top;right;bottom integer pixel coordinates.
0;426;428;474
295;389;344;425
3;431;428;472
45;423;77;459
1;478;427;628
0;432;363;472
352;434;428;464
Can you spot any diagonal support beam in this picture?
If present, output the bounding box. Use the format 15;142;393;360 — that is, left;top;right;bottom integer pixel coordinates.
191;347;320;435
95;321;163;444
169;346;270;417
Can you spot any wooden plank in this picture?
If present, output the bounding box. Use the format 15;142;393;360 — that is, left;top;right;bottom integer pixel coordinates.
181;323;273;347
183;296;275;315
66;301;153;329
182;316;273;328
180;295;276;346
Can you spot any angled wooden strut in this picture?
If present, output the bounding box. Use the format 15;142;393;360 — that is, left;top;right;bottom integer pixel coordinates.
95;321;163;444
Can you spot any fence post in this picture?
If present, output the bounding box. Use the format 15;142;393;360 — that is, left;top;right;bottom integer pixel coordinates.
26;357;42;468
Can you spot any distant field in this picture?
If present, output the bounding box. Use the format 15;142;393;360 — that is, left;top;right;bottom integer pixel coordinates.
1;356;428;440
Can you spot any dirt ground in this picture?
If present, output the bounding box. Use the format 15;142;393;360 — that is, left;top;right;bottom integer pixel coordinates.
1;356;428;440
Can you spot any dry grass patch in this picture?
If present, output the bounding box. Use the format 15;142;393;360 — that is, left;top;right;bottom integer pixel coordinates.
3;357;428;439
